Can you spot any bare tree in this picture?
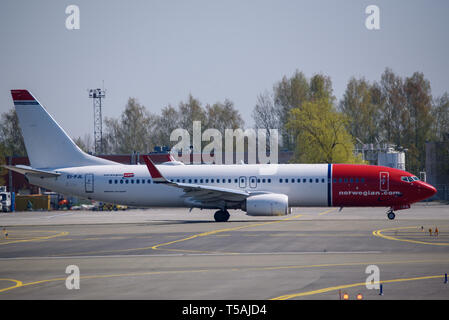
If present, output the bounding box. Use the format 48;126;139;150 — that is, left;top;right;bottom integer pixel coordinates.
104;98;157;154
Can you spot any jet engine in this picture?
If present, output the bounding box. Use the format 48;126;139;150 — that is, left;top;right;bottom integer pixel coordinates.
245;193;289;216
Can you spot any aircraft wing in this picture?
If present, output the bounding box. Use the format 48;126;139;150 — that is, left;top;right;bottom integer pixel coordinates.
142;155;250;206
3;165;61;178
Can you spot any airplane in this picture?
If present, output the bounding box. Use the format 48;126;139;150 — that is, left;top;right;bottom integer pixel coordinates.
3;89;437;222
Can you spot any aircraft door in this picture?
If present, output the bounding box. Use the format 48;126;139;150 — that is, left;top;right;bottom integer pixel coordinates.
85;174;94;193
379;172;389;192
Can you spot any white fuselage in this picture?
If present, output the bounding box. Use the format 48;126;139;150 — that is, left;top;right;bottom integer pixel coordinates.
28;163;329;207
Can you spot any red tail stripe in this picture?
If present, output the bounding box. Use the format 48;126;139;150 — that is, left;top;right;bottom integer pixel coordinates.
11;90;35;101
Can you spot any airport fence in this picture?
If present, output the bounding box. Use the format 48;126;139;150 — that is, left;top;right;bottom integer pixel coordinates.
435;184;449;201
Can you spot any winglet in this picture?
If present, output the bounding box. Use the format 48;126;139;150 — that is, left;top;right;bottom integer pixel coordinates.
143;155;169;183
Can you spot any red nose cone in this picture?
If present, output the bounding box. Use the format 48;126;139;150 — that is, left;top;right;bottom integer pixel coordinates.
421;182;437;200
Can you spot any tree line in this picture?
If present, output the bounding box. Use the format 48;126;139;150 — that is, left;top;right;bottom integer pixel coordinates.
252;68;449;174
1;67;448;176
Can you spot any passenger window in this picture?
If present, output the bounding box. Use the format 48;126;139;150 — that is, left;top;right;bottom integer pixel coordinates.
114;180;118;184
268;178;271;183
257;178;260;183
303;179;306;183
136;179;140;184
350;178;353;183
309;179;313;183
147;179;152;184
297;179;301;183
315;178;319;183
234;179;238;183
344;178;348;183
194;179;198;183
125;180;129;184
355;178;359;183
223;179;226;183
280;178;283;183
200;179;203;183
211;179;215;183
361;178;365;183
262;179;266;183
120;180;124;184
188;179;192;183
322;178;325;183
228;179;231;183
109;180;112;184
142;179;145;184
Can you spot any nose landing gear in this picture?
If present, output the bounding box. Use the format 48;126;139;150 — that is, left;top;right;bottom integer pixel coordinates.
214;209;230;222
387;209;396;220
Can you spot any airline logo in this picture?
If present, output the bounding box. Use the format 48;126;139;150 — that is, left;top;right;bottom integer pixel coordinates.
123;173;134;178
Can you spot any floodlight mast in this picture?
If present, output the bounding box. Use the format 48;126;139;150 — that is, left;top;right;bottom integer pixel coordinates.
88;88;106;154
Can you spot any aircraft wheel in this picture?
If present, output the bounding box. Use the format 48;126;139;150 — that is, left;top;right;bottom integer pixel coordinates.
387;211;395;220
214;210;230;222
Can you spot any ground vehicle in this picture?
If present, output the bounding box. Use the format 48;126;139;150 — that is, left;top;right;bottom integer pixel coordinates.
0;186;12;212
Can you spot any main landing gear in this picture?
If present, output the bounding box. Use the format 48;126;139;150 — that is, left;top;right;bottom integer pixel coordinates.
387;209;396;220
214;209;230;222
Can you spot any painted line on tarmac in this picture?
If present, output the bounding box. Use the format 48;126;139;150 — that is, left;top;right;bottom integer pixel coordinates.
48;209;334;257
0;230;69;245
271;274;445;300
0;279;23;293
0;250;383;261
373;226;449;246
150;209;335;253
1;257;448;295
46;211;77;219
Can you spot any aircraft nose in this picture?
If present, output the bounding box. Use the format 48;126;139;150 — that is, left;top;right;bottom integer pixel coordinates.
420;182;437;199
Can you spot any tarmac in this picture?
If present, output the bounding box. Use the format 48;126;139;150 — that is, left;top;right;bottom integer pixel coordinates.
0;203;448;300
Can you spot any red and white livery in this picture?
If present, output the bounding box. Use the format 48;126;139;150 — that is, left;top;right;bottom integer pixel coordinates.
4;90;436;222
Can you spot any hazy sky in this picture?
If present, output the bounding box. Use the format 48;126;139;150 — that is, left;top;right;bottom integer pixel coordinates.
1;0;448;139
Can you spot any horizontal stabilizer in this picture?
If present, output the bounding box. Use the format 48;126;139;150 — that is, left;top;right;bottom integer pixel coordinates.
2;165;61;178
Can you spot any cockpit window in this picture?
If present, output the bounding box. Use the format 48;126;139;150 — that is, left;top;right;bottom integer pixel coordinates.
401;176;419;182
402;176;419;182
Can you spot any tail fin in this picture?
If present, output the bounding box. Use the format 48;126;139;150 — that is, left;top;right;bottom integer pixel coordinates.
11;89;116;169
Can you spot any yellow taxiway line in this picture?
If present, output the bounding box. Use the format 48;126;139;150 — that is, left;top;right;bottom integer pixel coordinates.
0;230;69;245
271;274;445;300
373;226;449;246
0;279;23;293
1;257;448;295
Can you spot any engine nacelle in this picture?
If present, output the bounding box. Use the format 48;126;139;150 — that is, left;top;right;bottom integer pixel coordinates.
245;193;289;216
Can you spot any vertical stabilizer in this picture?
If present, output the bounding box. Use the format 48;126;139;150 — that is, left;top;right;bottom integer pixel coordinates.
11;89;117;169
